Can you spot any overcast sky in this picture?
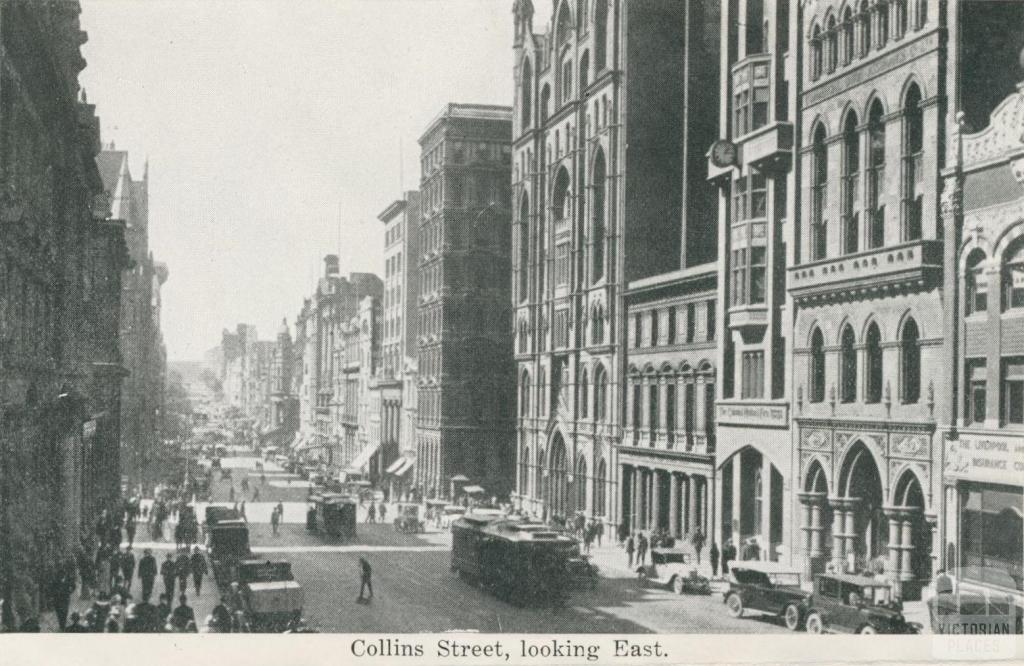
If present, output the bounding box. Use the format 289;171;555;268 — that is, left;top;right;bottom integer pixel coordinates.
80;0;556;361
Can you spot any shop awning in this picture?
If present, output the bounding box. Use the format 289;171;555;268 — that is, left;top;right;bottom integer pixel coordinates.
385;457;408;474
347;439;382;473
386;457;414;477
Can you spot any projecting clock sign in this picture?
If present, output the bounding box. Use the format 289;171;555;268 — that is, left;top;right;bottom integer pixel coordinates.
710;139;737;168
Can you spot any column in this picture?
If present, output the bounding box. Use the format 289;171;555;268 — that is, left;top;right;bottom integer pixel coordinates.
731;454;742;556
651;470;662;531
637;467;647;530
701;477;710;535
713;466;725;551
831;499;846;570
631;466;641;532
843;500;858;571
886;508;902;585
900;515;915;582
694;380;706;442
687;471;698;536
646;469;655;530
761;455;772;560
658;378;668;446
669;472;680;538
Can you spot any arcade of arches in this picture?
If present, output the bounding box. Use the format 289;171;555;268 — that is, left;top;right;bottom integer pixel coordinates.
718;447;784;562
620;462;710;538
522;430;612;523
799;441;934;598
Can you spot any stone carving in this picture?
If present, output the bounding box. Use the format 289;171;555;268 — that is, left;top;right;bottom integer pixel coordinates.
962;91;1024;166
805;429;829;450
891;435;926;458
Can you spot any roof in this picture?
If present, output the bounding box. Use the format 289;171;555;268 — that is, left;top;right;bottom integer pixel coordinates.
419;103;513;143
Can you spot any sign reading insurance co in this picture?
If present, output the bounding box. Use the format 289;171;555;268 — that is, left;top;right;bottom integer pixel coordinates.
945;434;1024;486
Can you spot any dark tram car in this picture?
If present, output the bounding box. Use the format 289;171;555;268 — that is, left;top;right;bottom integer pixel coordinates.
451;511;579;607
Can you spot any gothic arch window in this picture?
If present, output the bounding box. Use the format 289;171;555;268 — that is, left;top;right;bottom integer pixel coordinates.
579;50;590;91
520;370;531;417
826;16;838;73
553;167;571;223
594;458;607;516
877;0;889;48
867;100;886;249
902;84;923;241
540;84;551;124
842;110;860;254
865;321;883;403
840;324;857;403
900;317;921;404
966;249;988;315
520;59;533;131
521;446;530;494
858;0;871;57
594;363;608;421
1004;240;1024;311
842;7;855;65
579;367;589;419
810;327;826;403
810;24;823;80
561;50;574;104
895;0;908;38
518;194;530;302
595;0;608;71
592;148;606;283
574;457;587;512
811;123;828;260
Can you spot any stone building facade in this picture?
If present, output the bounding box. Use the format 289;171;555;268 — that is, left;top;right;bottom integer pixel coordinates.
0;0;130;626
415;103;515;499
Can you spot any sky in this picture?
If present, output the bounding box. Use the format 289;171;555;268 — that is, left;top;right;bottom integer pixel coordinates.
80;0;557;361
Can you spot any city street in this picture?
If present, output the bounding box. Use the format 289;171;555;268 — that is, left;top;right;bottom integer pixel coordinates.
116;455;787;634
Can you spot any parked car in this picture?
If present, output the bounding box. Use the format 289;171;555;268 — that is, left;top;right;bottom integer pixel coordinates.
637;548;711;595
724;564;809;630
803;574;915;634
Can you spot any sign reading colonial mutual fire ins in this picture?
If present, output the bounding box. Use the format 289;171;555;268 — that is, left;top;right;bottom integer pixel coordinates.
945;435;1024;486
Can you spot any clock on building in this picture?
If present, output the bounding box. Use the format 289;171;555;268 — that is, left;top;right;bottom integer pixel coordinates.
709;139;738;169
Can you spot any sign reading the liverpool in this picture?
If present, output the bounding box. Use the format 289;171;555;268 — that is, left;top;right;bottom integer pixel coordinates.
945;435;1024;486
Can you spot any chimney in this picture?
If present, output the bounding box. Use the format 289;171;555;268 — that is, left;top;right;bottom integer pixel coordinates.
324;254;339;276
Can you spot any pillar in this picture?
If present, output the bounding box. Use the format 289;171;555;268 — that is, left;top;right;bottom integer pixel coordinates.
687;471;698;536
651;470;662;531
887;508;902;584
761;455;772;560
713;466;725;550
731;454;742;555
669;472;680;538
843;501;858;571
702;477;710;535
900;516;915;582
631;466;641;532
831;499;846;570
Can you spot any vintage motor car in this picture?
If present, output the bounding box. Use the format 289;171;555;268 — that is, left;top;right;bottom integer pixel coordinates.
637;548;711;595
206;507;251;585
306;492;358;539
724;564;810;630
235;559;304;632
393;503;425;533
804;574;915;634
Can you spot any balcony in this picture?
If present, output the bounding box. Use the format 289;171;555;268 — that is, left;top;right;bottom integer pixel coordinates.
742;121;793;171
788;239;942;303
728;304;769;331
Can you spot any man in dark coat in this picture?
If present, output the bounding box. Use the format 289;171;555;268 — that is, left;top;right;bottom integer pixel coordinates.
160;553;176;598
691;528;706;565
625;534;636;568
65;612;87;633
125;516;137;547
357;557;373;601
156;593;172;630
722;540;735;575
51;557;77;631
636;532;649;567
175;550;191;594
170;595;196;632
138;548;157;602
190;547;207;595
120;546;136;593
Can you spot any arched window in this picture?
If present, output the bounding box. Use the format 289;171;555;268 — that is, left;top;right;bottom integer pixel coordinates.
648;381;659;440
753;468;764;532
579;51;590;91
520;371;531;417
521;446;530;495
811;123;828;260
539;368;547;415
574;457;587;512
865;322;883;403
594;364;607;421
561;52;574;104
535;448;544;502
1002;240;1024;311
810;327;826;402
592;305;605;344
518;195;530;302
811;25;823;80
826;16;838;73
877;0;889;48
540;84;551;124
901;317;921;403
867;100;886;249
842;111;860;254
594;458;607;516
841;324;857;402
858;0;871;57
553;167;571;223
842;8;855;65
966;249;988;315
579;367;589;419
520;59;533;131
903;84;923;241
895;0;908;38
592;149;606;283
915;0;927;29
595;0;608;71
577;0;588;29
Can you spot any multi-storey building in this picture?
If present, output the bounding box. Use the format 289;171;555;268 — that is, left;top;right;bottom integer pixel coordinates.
99;146;168;495
348;295;383;480
376;192;420;497
940;1;1024;606
266;318;299;445
512;0;719;532
0;0;130;626
415;103;515;499
788;0;946;598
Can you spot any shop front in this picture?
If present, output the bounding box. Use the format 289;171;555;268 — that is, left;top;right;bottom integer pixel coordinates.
943;432;1024;603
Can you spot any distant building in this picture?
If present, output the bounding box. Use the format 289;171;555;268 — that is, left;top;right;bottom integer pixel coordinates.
416;103;515;499
267;318;299;447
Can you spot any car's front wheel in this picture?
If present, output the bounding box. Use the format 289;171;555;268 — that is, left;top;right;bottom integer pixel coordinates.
784;604;802;631
726;593;744;618
858;624;876;635
805;611;824;634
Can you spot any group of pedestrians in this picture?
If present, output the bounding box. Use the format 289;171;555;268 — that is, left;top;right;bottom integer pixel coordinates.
363;501;386;524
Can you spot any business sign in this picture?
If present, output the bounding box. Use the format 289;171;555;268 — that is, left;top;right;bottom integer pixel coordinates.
945;435;1024;486
716;402;789;428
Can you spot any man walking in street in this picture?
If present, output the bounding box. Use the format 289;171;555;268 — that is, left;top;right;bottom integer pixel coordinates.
691;527;706;565
138;549;157;602
190;547;207;596
625;533;635;568
239;500;247;523
270;506;280;536
367;502;376;524
636;532;649;567
125;516;136;548
160;553;176;599
710;541;720;577
175;549;190;596
379;503;387;523
119;546;136;593
170;594;196;632
357;557;373;602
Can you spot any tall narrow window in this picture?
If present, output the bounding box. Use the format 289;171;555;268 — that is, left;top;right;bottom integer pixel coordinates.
811;124;828;260
1003;241;1024;311
520;59;533;131
858;0;871;57
540;84;551;123
840;325;857;403
634;313;642;348
595;0;608;71
684;382;695;438
877;1;889;48
686;303;696;343
865;322;883;403
666;383;676;447
901;318;921;403
842;112;860;254
903;85;923;241
667;306;676;344
742;351;765;399
518;195;530;301
811;25;823;80
650;310;659;346
867;101;886;249
579;51;590;91
966;250;988;315
579;368;589;419
966;360;986;424
895;0;908;37
915;0;927;28
648;383;659;440
520;371;531;416
592;149;606;282
842;8;855;65
826;17;838;73
594;364;607;421
810;328;826;403
561;54;573;104
746;0;765;54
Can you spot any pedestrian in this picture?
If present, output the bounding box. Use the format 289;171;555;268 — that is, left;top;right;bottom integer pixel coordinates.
138;548;157;602
239;500;247;523
582;524;593;555
260;472;266;486
241;477;249;494
76;540;94;601
96;544;112;596
367;502;376;524
120;546;136;592
625;534;635;568
637;532;649;567
171;595;196;632
160;553;176;598
596;520;604;547
722;539;734;575
175;550;190;594
357;557;373;602
229;485;235;502
51;557;77;631
156;593;172;630
710;541;720;577
691;527;706;565
125;516;136;547
65;612;87;633
210;596;232;633
617;522;629;544
276;501;284;519
379;503;387;522
190;547;207;596
252;486;260;502
270;507;280;537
